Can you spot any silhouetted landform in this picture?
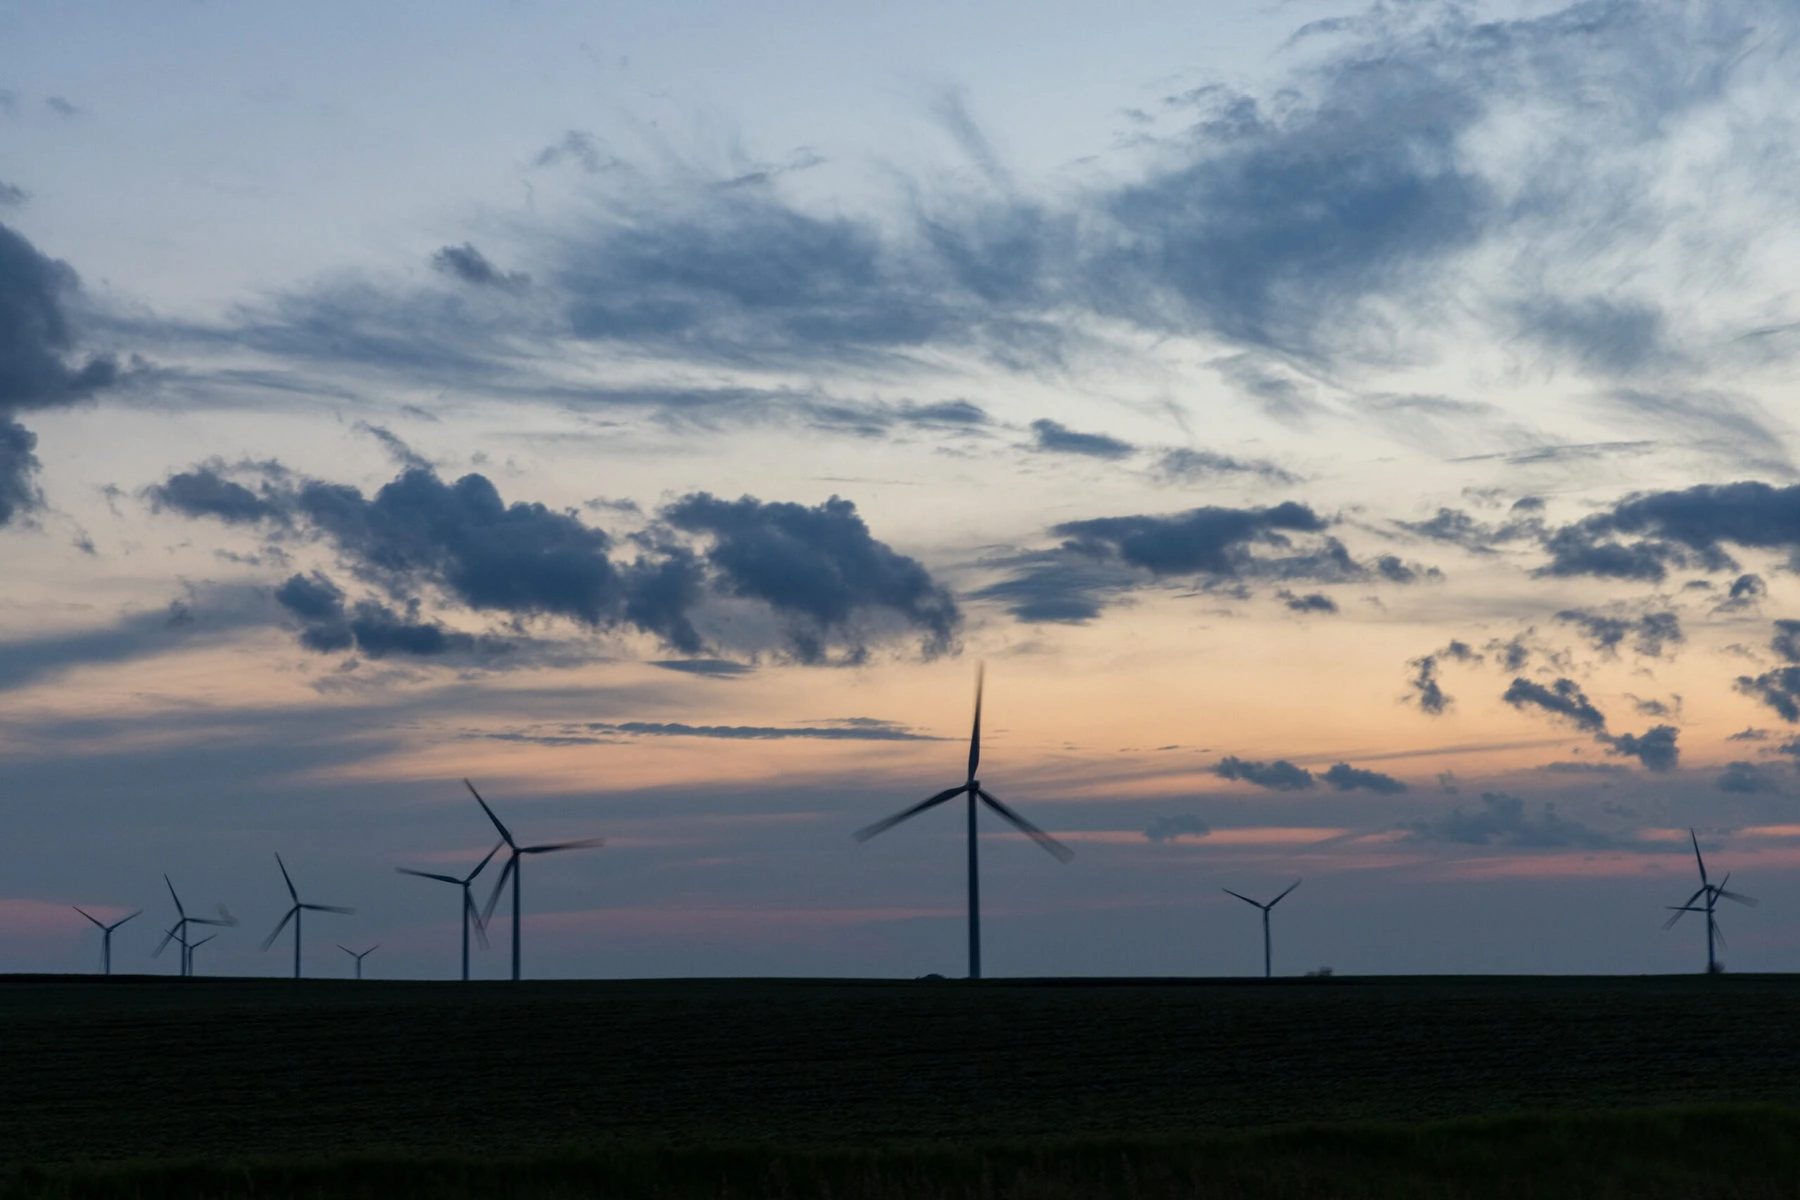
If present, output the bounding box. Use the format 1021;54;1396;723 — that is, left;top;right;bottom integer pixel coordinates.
7;1107;1799;1198
3;975;1800;1168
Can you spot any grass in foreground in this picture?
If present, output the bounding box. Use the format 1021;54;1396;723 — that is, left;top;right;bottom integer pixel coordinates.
8;1106;1800;1199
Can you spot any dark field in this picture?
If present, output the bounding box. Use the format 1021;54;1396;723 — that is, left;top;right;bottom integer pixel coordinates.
5;972;1800;1170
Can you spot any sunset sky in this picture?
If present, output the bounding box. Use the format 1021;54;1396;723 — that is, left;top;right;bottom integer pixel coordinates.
7;0;1800;980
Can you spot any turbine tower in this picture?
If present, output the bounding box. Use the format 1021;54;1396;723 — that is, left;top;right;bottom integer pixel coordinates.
153;876;235;977
397;842;500;980
261;854;354;979
1223;880;1301;978
72;906;139;976
1664;829;1757;973
184;931;217;975
467;780;605;982
338;944;378;980
853;665;1073;980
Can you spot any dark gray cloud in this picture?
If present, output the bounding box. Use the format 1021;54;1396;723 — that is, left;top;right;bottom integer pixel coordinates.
1405;791;1615;849
1214;755;1313;791
1053;501;1334;577
967;550;1136;624
1554;609;1683;658
1600;725;1679;772
1536;761;1631;776
0;182;25;207
1156;448;1298;485
661;492;960;663
154;463;960;667
532;130;617;174
1715;572;1767;613
1503;677;1608;734
44;96;80;118
1405;639;1481;715
1278;589;1337;614
1734;619;1800;722
1728;727;1770;742
1322;763;1407;794
1539;482;1800;583
1028;418;1134;460
1144;814;1211;842
650;658;753;678
274;571;487;660
1717;760;1782;794
0;592;266;693
0;222;120;524
430;243;529;292
1503;676;1679;771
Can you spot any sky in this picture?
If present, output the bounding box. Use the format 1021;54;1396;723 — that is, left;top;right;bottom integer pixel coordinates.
6;0;1800;981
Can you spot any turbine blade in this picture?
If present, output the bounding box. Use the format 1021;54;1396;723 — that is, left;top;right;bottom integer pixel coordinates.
523;838;605;854
467;892;490;949
967;662;985;783
1663;907;1693;930
1690;828;1708;886
397;868;463;884
483;854;518;922
73;906;104;929
215;904;238;927
465;841;504;884
153;924;178;957
977;787;1073;862
302;904;355;915
1269;879;1303;907
112;910;142;931
164;875;185;919
261;906;298;951
1223;889;1265;909
1719;889;1759;907
1679;886;1707;909
465;779;516;848
275;853;298;903
852;786;965;843
338;944;354;956
190;935;214;949
1714;921;1729;951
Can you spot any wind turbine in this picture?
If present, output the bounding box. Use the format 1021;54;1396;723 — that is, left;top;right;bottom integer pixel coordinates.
1664;829;1757;973
396;842;499;980
72;906;139;976
261;853;354;979
1223;880;1301;979
153;876;236;977
467;780;605;981
338;944;378;980
853;665;1073;980
184;931;217;975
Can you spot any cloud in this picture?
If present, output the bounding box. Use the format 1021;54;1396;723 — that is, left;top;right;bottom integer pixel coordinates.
1028;418;1134;460
273;571;489;660
1715;573;1767;613
1539;482;1800;583
1717;760;1782;794
1600;725;1679;772
0;222;121;524
1734;618;1800;721
1503;677;1608;734
1536;761;1632;776
650;658;753;678
153;463;960;667
1322;762;1407;794
1214;755;1313;791
1277;589;1337;614
1554;609;1683;657
430;243;529;292
1144;814;1211;842
532;130;617;174
1728;727;1770;742
0;182;25;207
1504;676;1679;771
1405;639;1481;715
1156;449;1298;485
0;589;270;693
1405;791;1616;849
660;492;960;663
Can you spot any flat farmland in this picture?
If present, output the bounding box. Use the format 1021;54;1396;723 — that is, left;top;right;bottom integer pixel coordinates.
3;974;1799;1166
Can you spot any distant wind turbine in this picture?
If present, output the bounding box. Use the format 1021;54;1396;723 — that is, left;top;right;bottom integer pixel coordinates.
261;853;354;978
397;842;500;980
72;906;139;976
468;780;605;981
184;931;217;975
338;944;378;980
153;876;236;977
1223;880;1301;979
853;665;1073;980
1664;829;1757;973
